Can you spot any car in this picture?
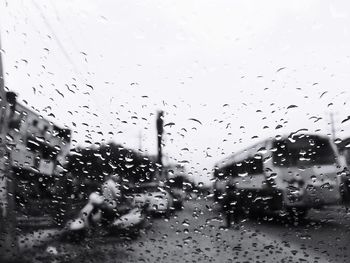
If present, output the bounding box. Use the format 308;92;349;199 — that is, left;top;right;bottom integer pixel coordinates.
168;187;186;210
165;175;194;210
127;183;173;215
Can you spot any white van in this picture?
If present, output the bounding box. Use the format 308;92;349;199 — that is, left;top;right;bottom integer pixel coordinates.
213;133;348;219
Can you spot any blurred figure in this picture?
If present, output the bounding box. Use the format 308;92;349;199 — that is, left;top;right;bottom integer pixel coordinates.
222;177;240;229
68;173;146;234
100;173;123;222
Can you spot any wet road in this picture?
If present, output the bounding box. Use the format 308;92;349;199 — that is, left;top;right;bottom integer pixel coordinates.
36;197;350;263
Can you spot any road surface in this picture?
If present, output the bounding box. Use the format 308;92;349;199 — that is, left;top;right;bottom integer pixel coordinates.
25;197;350;263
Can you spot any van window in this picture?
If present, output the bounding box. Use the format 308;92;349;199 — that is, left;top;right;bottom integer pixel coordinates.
224;156;263;178
273;135;336;167
245;156;263;175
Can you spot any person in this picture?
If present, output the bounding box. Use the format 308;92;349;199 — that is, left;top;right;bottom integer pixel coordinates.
222;177;240;229
100;173;123;223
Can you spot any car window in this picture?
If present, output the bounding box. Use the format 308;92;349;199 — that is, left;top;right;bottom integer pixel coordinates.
1;1;350;263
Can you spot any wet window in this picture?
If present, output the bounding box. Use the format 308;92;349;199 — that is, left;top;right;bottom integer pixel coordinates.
273;135;337;167
1;1;350;263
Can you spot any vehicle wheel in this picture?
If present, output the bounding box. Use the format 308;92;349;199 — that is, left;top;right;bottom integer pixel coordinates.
173;201;183;210
165;206;174;218
166;196;174;216
287;207;308;222
64;228;87;242
248;208;262;219
214;190;220;202
141;215;153;230
128;228;141;240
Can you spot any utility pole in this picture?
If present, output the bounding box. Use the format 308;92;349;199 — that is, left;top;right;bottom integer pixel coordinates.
138;130;143;154
330;112;336;142
156;111;164;179
0;40;19;261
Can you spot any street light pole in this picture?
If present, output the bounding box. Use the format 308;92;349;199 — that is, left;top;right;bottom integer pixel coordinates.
330;112;336;142
156;111;164;180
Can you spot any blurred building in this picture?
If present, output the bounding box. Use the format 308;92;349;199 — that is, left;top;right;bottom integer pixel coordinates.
9;102;71;175
7;100;71;226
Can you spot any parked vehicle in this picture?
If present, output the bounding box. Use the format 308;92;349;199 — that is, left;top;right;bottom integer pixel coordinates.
128;182;173;215
213;133;347;220
166;176;188;210
66;192;146;238
169;188;186;210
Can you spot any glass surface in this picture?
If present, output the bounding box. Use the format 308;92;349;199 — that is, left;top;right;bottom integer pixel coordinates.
273;135;337;167
1;1;350;263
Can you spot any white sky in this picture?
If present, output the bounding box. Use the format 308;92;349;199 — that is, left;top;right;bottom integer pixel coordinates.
1;0;350;184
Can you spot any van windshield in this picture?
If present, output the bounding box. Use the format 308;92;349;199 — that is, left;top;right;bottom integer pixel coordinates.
272;135;337;167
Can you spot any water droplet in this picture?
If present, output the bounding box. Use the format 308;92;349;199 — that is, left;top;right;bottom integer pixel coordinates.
188;118;202;125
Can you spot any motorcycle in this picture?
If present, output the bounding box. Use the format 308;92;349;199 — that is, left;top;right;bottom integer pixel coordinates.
65;192;147;240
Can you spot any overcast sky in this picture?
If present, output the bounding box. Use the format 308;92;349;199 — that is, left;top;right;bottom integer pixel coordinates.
1;0;350;184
